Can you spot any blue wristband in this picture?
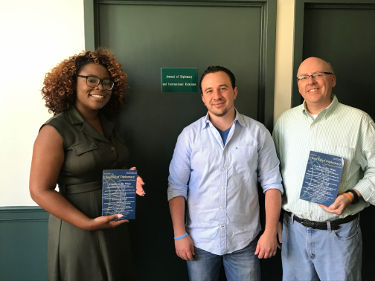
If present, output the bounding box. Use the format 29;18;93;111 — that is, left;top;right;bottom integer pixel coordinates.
174;233;188;240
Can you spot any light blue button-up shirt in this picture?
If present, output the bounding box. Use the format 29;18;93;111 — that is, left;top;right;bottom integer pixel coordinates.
167;111;283;255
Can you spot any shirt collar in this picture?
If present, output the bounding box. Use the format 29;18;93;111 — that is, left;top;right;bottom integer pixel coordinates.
202;109;243;130
66;106;114;142
302;95;339;119
66;106;85;125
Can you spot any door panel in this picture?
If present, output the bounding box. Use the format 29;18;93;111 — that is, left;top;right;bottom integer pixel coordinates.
293;2;375;279
86;1;277;280
302;4;375;119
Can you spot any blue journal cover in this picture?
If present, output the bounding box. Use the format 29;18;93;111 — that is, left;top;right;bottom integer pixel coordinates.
102;169;137;220
300;151;344;206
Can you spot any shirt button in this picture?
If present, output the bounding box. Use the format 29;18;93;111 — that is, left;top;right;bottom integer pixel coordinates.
221;186;225;190
220;206;224;209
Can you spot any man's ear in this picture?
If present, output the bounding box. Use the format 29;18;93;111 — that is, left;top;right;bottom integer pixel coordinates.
233;87;238;99
331;75;337;88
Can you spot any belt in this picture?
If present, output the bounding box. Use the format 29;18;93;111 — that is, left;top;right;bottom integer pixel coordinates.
59;181;101;194
285;211;358;230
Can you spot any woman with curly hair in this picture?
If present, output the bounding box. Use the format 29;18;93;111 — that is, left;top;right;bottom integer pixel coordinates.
29;48;144;280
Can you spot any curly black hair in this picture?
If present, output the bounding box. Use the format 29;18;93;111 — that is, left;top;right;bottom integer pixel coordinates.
42;48;127;116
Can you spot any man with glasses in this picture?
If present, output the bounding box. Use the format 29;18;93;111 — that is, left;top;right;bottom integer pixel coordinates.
273;57;375;280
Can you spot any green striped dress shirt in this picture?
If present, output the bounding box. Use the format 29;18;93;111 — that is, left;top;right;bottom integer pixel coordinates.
273;96;375;221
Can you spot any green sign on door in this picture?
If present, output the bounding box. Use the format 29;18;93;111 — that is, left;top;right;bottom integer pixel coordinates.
161;67;198;93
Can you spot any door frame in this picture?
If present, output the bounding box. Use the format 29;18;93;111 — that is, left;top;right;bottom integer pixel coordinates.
83;0;277;128
292;0;375;107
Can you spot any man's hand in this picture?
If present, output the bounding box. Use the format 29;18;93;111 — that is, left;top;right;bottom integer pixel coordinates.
256;189;282;258
255;230;279;259
175;235;195;261
319;194;351;215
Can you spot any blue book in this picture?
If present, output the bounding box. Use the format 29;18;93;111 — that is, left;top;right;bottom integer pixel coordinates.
300;151;344;206
102;169;137;220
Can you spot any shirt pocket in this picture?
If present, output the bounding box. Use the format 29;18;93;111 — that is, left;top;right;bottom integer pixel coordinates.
64;142;99;177
72;143;98;155
230;144;258;176
332;218;360;241
311;143;356;182
312;143;355;160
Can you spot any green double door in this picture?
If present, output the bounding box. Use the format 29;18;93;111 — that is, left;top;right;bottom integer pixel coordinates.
85;1;277;280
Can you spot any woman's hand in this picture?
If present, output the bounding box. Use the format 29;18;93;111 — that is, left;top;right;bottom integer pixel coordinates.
86;214;128;231
130;167;146;196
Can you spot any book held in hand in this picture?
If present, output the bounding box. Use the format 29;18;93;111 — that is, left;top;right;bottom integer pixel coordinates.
300;151;344;206
102;169;137;220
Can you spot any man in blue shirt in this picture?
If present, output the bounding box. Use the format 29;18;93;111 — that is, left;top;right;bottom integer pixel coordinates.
167;66;283;281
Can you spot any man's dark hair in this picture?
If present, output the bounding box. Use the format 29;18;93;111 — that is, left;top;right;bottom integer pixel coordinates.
200;66;236;92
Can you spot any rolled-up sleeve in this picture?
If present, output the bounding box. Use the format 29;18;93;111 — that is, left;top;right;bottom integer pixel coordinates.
352;116;375;204
257;128;284;194
167;129;192;201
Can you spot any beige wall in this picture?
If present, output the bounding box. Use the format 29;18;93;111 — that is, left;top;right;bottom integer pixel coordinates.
0;0;295;206
274;0;295;121
0;0;85;206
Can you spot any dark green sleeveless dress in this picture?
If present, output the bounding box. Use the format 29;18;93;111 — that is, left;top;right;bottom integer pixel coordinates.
45;107;135;281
